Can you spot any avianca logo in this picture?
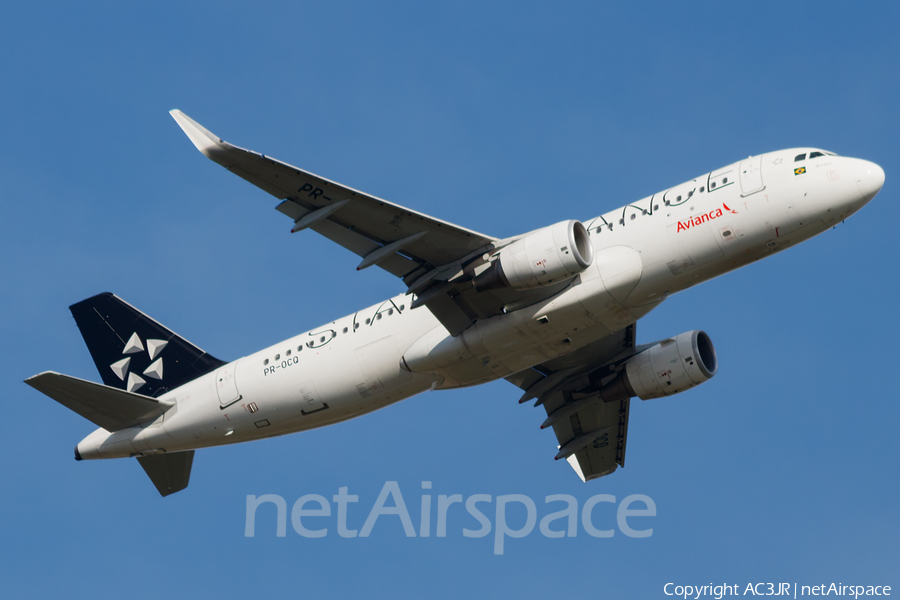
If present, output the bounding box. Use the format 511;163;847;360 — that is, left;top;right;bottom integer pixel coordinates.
675;203;737;233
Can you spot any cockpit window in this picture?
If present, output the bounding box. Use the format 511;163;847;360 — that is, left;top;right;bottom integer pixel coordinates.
809;151;824;159
794;153;806;162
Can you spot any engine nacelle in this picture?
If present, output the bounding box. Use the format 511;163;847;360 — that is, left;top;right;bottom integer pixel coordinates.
623;330;717;400
474;220;594;291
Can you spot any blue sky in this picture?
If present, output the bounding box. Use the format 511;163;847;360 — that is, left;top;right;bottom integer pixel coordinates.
2;1;898;597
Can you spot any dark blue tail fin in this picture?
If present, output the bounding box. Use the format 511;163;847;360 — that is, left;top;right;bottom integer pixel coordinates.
70;293;225;398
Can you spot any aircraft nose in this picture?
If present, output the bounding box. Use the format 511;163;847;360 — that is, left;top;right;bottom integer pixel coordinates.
856;160;885;204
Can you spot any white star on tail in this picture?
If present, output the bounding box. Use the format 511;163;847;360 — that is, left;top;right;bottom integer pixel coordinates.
108;333;168;393
126;372;146;393
123;332;144;354
147;339;168;361
143;358;164;380
110;357;131;381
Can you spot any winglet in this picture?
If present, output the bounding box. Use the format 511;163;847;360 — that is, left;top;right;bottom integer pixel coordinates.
565;453;587;482
169;109;223;157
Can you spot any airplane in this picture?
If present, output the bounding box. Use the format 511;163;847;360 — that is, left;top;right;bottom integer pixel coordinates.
25;110;885;496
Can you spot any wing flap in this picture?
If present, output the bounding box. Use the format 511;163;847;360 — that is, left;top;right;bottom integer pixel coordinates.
311;219;420;278
25;372;172;432
549;396;630;481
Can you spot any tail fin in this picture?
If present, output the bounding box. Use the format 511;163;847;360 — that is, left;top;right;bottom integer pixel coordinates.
69;293;225;398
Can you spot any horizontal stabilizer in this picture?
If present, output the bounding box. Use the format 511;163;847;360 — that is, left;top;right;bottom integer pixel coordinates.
137;451;194;497
25;372;172;432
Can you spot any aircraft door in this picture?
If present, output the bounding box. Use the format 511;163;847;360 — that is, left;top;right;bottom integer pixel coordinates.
215;364;241;408
739;156;765;196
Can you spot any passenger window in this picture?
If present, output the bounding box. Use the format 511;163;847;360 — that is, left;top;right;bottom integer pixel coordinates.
399;305;405;311
275;354;280;360
710;182;716;189
677;195;682;202
286;349;291;356
343;327;348;334
387;309;394;316
795;153;806;162
630;214;636;220
722;177;728;184
653;204;659;211
809;151;824;158
365;318;371;325
376;313;382;320
264;359;269;365
700;186;705;192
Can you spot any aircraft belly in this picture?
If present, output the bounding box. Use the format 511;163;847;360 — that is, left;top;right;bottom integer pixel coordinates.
355;335;413;395
405;270;647;388
155;343;437;451
591;246;643;306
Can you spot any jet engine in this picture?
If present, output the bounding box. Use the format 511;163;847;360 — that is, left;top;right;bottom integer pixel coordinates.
596;330;717;401
474;220;594;291
621;330;717;400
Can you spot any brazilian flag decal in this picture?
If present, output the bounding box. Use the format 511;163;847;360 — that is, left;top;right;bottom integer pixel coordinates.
794;167;806;175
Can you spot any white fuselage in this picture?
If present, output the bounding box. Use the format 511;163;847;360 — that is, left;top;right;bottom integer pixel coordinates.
77;149;883;460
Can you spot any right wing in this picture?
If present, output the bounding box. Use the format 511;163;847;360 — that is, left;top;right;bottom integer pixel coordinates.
170;110;571;335
169;110;495;279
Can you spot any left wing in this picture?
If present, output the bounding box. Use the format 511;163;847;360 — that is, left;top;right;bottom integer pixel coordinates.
506;324;638;481
170;110;569;335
